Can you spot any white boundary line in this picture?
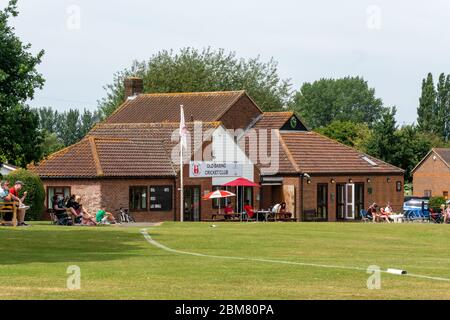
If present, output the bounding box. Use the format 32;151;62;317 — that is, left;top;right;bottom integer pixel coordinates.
140;228;450;283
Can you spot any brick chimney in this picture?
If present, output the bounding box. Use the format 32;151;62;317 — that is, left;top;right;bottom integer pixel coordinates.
124;77;143;100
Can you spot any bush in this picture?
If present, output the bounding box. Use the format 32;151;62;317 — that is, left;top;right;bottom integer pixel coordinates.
5;169;45;221
429;196;447;212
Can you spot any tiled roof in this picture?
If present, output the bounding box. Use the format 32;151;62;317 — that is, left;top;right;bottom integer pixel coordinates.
253;112;294;129
242;128;298;174
30;122;220;178
433;148;450;166
105;91;247;124
279;131;404;174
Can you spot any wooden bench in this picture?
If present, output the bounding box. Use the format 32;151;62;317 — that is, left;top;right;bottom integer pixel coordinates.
0;201;18;227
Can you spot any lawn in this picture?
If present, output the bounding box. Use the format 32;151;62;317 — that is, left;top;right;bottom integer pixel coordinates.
0;221;449;300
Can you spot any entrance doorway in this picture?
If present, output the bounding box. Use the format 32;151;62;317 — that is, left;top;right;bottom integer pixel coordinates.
336;183;365;220
184;186;201;221
337;183;355;219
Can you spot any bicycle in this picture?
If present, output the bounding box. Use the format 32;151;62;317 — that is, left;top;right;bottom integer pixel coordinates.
117;207;136;223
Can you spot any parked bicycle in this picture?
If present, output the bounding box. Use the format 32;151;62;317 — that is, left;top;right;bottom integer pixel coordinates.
116;207;136;223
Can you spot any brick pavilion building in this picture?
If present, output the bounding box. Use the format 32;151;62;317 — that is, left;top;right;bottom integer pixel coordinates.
30;78;404;222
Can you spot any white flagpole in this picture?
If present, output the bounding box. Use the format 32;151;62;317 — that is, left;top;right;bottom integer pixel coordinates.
179;105;186;222
180;139;184;222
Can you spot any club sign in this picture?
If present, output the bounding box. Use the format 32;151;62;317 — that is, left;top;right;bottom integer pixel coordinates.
189;162;243;178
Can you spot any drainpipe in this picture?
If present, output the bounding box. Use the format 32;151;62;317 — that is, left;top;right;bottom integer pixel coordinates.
300;173;304;221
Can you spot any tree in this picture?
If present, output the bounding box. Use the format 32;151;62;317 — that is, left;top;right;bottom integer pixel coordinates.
436;73;450;141
37;106;58;133
364;107;398;165
0;0;45;166
98;47;292;117
392;125;443;181
417;73;437;133
315;120;371;151
79;109;100;138
36;106;99;149
40;130;64;158
290;77;386;129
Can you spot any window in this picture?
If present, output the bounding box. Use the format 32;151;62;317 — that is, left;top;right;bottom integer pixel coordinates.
47;186;70;209
244;187;253;206
317;184;328;220
424;190;432;197
396;181;403;192
212;186;227;209
129;186;147;210
149;186;173;211
361;156;377;166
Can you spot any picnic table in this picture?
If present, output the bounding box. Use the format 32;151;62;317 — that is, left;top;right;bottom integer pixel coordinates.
255;210;271;222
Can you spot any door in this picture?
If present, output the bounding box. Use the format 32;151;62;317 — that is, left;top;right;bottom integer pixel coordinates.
317;184;328;220
345;183;355;219
336;184;345;220
184;186;201;221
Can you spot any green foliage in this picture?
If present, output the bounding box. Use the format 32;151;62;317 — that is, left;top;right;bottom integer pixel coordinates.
392;126;445;181
98;47;292;117
417;73;437;133
37;107;99;149
429;196;446;211
290;76;386;129
1;104;43;166
364;107;398;165
40;130;64;158
417;72;450;140
0;1;45;166
436;73;450;140
5;169;45;220
315;120;371;150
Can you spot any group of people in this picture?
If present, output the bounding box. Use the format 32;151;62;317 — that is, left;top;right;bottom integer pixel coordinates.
52;194;116;226
221;201;292;221
0;180;30;226
437;204;450;224
367;202;396;223
223;201;255;219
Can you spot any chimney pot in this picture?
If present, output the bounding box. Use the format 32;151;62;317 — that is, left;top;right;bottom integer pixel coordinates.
124;77;143;100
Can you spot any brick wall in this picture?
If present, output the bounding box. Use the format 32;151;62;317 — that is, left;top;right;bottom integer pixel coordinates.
413;152;450;197
43;179;102;216
220;95;262;130
301;174;404;221
100;178;176;222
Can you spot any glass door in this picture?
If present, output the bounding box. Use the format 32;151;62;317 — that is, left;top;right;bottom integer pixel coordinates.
336;184;345;220
184;186;201;221
345;183;355;219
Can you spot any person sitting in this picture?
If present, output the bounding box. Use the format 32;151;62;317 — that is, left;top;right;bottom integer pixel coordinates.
0;180;14;224
73;196;97;226
367;203;378;223
8;181;30;226
223;202;234;220
96;206;117;224
243;201;255;219
52;195;72;225
66;194;83;224
378;207;391;223
444;204;450;224
278;202;292;220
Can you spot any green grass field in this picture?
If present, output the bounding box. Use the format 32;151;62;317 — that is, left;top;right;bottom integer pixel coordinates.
0;221;449;300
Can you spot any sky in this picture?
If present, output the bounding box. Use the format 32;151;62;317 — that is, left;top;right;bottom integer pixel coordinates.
6;0;450;125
